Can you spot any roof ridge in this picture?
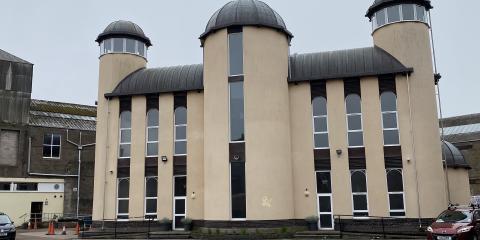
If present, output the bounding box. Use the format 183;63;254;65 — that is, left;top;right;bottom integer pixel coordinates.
31;98;96;109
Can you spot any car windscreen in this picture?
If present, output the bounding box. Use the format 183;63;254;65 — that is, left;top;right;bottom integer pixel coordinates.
0;215;11;224
436;210;472;223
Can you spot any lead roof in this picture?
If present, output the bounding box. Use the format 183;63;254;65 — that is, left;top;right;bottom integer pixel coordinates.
366;0;433;18
96;20;152;47
442;141;471;169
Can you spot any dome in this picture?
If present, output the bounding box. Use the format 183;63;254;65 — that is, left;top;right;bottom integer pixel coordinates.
96;20;152;47
200;0;293;42
442;141;470;169
366;0;433;18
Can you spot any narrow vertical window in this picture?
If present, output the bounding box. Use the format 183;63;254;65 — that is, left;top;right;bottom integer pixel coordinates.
145;177;158;219
415;5;426;22
376;8;386;27
387;5;401;23
316;171;333;229
5;63;12;90
387;169;405;216
346;94;363;147
312;97;329;149
113;38;124;52
43;134;61;159
119;111;132;158
228;31;243;76
174;107;187;156
231;162;246;219
381;92;400;146
117;178;130;220
350;170;369;217
402;4;415;21
146;109;159;157
230;81;245;142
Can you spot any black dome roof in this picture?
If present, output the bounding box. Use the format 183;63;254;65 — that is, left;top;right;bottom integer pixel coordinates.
442;141;470;169
366;0;433;18
96;20;151;47
200;0;292;42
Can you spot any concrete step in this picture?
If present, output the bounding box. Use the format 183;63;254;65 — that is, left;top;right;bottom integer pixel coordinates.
149;231;191;239
295;230;342;239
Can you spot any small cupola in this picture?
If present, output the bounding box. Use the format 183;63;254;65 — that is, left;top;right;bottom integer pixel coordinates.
366;0;433;31
96;20;151;58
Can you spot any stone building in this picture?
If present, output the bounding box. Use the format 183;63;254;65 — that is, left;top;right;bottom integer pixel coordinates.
91;0;470;230
0;49;96;225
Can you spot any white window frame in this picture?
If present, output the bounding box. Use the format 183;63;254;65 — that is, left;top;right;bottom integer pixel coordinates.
174;107;187;156
381;92;400;146
119;111;131;159
173;175;187;230
373;4;429;31
230;163;246;221
117;178;130;221
146;109;159;157
386;169;406;217
350;170;369;218
312;97;329;150
144;177;158;220
316;170;334;230
345;94;364;148
43;133;61;159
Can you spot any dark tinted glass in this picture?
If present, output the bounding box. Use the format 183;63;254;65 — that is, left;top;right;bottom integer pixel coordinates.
43;146;51;157
175;126;186;140
118;200;129;214
390;211;406;217
113;38;124;52
436;210;472;223
174;107;187;125
147;109;159;126
229;32;243;76
43;134;51;145
348;132;364;147
353;195;368;210
231;162;246;219
387;170;403;192
348;115;362;130
389;194;404;210
146;199;157;213
320;214;332;228
126;39;136;53
52;135;61;145
175;216;184;229
351;171;367;192
318;196;331;212
146;178;157;197
147;143;158;156
312;97;327;116
376;9;386;26
387;5;401;22
175;141;186;155
0;182;10;191
119;144;130;158
316;172;332;194
16;183;38;191
52;146;60;158
314;133;329;149
384;130;400;145
174;177;186;197
402;4;415;20
120;111;131;128
416;5;425;21
314;117;328;132
381;92;397;112
230;81;245;142
346;94;361;114
382;113;397;129
354;212;369;217
175;199;185;214
118;179;129;198
117;215;129;220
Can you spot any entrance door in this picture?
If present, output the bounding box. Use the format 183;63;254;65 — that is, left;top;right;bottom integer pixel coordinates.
173;176;186;230
316;171;334;230
30;202;43;224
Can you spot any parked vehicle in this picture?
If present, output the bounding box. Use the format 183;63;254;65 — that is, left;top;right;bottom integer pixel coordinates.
0;213;15;240
427;206;479;240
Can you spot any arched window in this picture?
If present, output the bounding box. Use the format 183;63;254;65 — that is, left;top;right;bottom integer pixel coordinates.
117;178;130;220
350;170;369;217
174;107;187;156
119;111;131;158
386;169;405;216
145;177;158;219
146;109;159;157
381;92;400;146
345;94;363;147
312;97;328;149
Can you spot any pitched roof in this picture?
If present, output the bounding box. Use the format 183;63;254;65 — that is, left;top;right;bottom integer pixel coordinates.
29;99;96;131
0;49;32;65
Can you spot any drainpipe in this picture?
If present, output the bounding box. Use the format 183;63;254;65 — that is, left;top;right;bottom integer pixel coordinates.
102;98;110;229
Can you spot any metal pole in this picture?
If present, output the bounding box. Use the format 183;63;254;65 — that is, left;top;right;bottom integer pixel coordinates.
147;218;151;239
76;132;82;218
381;217;386;239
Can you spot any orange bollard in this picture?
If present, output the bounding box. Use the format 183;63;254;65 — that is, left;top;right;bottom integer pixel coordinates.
47;221;55;235
75;222;80;235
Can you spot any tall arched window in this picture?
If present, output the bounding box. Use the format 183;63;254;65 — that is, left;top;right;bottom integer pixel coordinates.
386;169;405;216
350;170;369;217
119;111;131;158
346;94;363;147
144;177;158;219
381;92;400;146
146;109;159;157
117;178;130;220
174;107;187;156
312;97;329;149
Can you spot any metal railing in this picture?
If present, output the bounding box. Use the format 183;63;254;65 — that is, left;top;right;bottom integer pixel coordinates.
20;212;91;226
79;216;171;239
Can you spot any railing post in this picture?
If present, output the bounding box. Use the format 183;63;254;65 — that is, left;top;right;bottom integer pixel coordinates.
147;218;151;239
339;216;343;239
381;217;386;239
114;220;117;239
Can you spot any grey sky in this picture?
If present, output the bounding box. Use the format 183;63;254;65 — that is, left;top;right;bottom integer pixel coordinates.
1;0;478;117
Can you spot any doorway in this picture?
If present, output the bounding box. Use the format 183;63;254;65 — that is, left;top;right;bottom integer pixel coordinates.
173;175;186;230
316;171;334;230
30;202;43;224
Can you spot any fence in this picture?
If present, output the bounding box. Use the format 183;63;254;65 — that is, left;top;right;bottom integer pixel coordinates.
19;212;91;227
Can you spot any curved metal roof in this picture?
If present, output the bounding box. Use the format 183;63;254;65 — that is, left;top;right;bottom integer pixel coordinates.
442;141;470;169
366;0;433;18
200;0;293;42
289;46;413;83
96;20;152;46
106;64;203;98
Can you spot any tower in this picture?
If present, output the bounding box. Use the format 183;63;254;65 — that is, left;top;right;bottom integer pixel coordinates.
92;20;151;220
367;0;447;218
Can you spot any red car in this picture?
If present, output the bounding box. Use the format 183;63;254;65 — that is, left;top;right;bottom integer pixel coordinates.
427;207;479;240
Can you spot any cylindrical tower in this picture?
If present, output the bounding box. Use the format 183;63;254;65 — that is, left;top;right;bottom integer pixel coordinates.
367;0;447;218
201;0;295;223
92;20;151;220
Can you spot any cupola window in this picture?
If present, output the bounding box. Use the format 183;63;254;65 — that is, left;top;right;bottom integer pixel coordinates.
372;4;429;30
100;38;147;58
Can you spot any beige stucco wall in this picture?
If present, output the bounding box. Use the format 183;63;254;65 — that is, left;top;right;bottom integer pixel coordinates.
93;53;146;220
360;77;389;216
447;168;471;205
157;94;174;219
129;96;147;219
187;91;204;219
288;82;317;218
374;22;447;218
326;80;353;216
243;26;294;220
203;29;230;220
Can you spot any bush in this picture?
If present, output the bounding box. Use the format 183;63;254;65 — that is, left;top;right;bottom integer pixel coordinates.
159;217;171;224
181;217;192;224
305;215;319;223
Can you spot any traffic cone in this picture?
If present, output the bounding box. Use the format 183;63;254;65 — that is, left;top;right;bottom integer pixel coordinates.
75;222;80;235
47;222;55;235
62;225;66;235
